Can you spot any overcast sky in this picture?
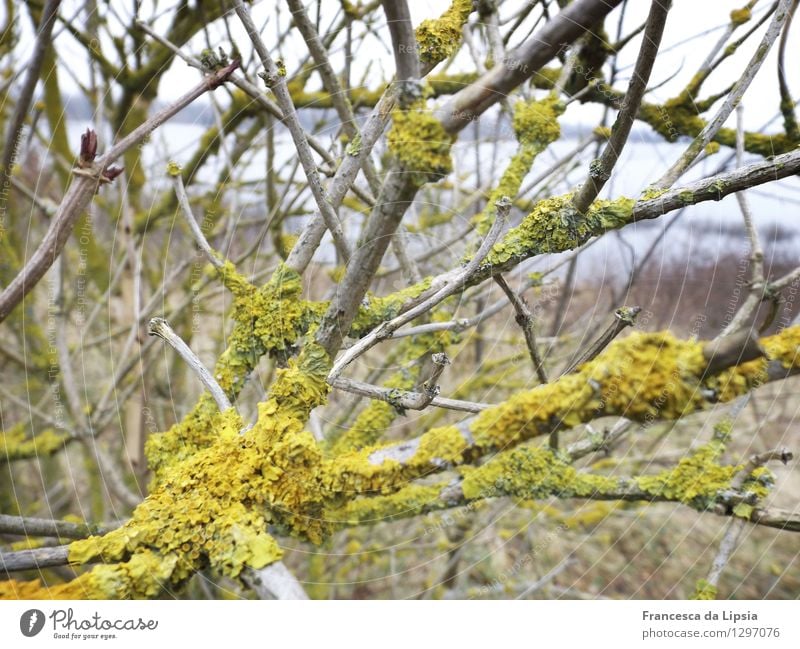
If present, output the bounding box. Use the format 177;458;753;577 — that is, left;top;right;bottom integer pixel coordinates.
4;0;794;134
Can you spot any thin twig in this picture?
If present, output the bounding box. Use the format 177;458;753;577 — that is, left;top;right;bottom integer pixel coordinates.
172;173;224;270
719;104;767;338
147;318;231;412
0;0;61;179
493;274;548;383
653;0;792;189
572;0;670;212
328;198;510;382
0;60;240;323
0;545;71;573
0;514;118;540
233;0;351;263
559;306;642;376
243;563;309;600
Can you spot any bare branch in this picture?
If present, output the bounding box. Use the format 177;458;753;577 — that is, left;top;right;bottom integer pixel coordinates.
328;198;510;380
381;0;421;92
653;0;793;189
493;274;548;383
0;61;240;323
0;545;70;573
572;0;670;212
172;172;224;270
233;0;351;263
147;318;232;412
559;306;642;376
0;514;117;540
243;563;309;600
439;0;625;133
1;0;61;179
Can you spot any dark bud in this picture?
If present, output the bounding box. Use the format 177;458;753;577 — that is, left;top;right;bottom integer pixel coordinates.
102;165;124;182
80;128;98;166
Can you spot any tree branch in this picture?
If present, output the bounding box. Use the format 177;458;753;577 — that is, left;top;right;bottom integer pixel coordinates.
0;60;239;324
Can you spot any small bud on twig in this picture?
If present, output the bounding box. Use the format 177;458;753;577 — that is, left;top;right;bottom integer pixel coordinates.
102;165;124;183
79;128;97;167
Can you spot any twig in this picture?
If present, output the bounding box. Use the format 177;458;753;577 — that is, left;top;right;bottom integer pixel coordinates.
705;518;745;591
493;274;548;383
567;418;635;461
516;555;576;599
0;545;71;573
0;60;240;323
132;17;341;171
243;563;309;600
632;147;800;223
233;0;351;263
331;366;492;414
559;306;642;376
719;104;767;338
85;441;142;509
328;198;509;382
381;0;421;93
731;448;794;491
439;0;625;133
653;0;792;189
172;173;224;270
147;318;231;412
706;445;794;590
0;514;118;540
0;0;61;180
702;329;763;375
777;0;799;139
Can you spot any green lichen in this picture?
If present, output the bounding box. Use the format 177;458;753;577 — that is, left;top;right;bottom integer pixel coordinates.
415;0;473;64
484;194;636;266
386;97;454;186
459;445;619;501
473;98;563;234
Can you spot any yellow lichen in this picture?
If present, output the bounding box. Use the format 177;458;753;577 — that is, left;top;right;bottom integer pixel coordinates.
692;578;718;600
1;423;69;462
513;96;563;148
415;0;473;64
0;550;180;599
730;7;751;25
485;193;636;266
459;445;619;501
387;97;454;186
635;440;735;508
593;125;612;139
328;483;443;525
473;98;563;234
